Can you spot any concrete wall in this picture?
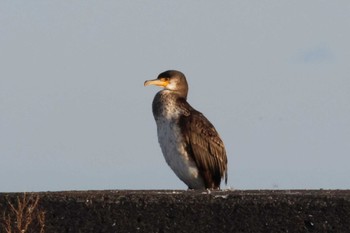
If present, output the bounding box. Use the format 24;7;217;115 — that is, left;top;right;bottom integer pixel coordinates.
1;190;349;232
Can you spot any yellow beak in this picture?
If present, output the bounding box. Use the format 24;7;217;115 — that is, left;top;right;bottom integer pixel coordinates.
144;79;169;87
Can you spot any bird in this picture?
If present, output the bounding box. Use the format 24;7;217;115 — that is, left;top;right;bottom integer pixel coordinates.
144;70;228;190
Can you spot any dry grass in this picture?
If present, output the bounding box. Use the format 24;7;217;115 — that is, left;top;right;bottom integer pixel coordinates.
1;193;45;233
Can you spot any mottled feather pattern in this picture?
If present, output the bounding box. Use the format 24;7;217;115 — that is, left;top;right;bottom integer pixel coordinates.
177;99;228;189
152;91;206;189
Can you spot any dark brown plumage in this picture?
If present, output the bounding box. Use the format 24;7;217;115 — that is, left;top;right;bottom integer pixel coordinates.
144;70;228;189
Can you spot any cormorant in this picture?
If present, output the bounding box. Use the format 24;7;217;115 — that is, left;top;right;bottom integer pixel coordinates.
144;70;228;189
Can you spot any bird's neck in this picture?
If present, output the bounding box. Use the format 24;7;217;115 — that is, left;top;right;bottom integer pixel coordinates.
162;89;187;100
152;90;185;121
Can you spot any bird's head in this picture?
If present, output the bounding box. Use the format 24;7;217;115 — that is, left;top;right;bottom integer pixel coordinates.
144;70;188;98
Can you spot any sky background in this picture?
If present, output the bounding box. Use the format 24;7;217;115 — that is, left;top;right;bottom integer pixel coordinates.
1;1;349;192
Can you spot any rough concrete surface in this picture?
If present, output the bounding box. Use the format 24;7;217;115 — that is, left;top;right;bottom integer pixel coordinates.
1;190;350;233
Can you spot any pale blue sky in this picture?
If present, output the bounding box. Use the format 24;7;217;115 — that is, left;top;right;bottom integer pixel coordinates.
1;1;349;191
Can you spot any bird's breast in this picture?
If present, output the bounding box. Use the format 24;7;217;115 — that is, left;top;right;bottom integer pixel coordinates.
155;116;205;189
151;91;205;188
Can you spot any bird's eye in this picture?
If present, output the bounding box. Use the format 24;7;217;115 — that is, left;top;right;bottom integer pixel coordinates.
160;77;168;82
